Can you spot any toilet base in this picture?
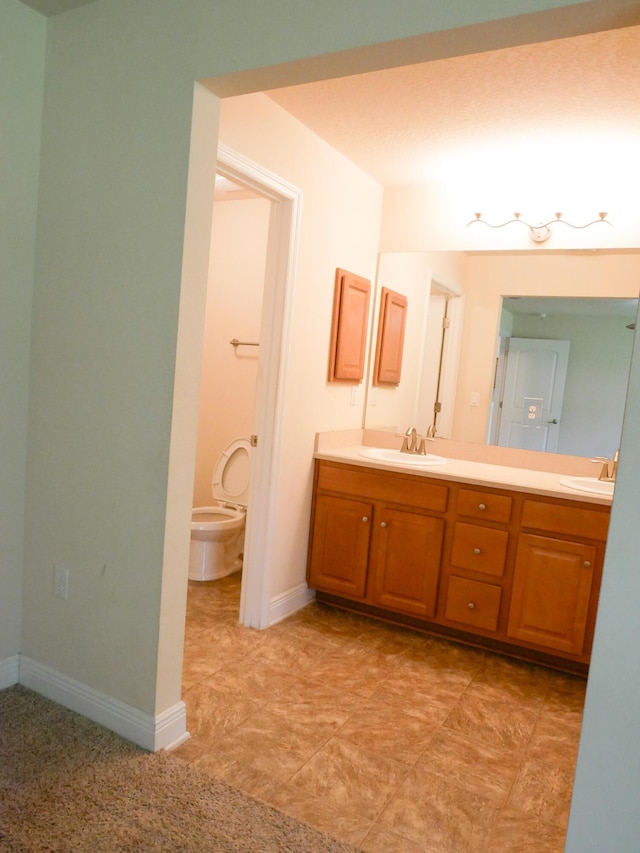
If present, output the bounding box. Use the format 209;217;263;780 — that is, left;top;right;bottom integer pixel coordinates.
188;532;244;582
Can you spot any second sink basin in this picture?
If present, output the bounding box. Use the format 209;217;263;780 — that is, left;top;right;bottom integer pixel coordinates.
559;476;615;496
359;447;448;467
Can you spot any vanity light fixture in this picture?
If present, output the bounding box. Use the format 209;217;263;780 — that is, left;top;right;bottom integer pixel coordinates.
467;211;612;243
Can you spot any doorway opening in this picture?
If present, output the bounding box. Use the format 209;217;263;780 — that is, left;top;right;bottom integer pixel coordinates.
205;144;302;630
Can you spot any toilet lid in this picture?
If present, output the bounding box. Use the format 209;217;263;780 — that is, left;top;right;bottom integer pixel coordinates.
212;438;252;507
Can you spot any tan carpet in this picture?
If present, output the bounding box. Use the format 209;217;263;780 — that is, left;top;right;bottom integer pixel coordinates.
0;686;361;852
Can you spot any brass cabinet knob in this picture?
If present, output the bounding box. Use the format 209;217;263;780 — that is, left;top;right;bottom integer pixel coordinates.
584;560;592;568
362;516;369;523
473;547;481;555
478;503;487;511
467;601;476;609
380;521;388;528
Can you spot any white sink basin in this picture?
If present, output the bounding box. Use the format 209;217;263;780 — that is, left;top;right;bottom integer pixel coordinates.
359;447;448;467
559;476;615;497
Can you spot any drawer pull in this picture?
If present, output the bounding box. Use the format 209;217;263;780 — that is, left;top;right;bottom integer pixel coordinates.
478;503;487;511
467;601;476;609
362;516;369;523
584;560;592;568
380;521;388;528
473;547;481;555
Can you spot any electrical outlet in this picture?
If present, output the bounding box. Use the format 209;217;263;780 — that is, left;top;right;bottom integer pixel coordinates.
53;566;69;600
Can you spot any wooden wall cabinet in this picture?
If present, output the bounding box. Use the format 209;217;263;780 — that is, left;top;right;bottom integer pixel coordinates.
372;287;408;385
307;459;610;674
328;268;371;382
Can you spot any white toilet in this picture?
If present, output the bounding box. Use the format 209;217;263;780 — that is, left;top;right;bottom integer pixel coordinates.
189;437;251;581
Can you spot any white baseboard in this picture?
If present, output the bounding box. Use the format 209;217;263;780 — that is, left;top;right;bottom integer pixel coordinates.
19;656;187;752
0;655;20;690
269;582;315;626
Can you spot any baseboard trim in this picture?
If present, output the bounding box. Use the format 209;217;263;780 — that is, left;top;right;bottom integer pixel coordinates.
0;655;20;690
19;656;187;752
269;582;315;626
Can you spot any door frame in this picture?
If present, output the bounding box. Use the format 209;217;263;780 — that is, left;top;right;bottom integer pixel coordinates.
215;144;302;628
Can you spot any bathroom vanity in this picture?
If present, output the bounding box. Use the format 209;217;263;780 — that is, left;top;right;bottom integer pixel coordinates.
307;447;612;675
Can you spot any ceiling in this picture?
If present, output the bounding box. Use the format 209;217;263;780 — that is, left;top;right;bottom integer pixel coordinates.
20;5;640;197
266;25;640;188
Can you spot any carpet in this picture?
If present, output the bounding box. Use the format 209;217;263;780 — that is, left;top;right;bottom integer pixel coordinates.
0;686;361;852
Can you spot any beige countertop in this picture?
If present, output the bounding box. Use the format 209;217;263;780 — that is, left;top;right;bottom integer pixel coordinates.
314;445;614;506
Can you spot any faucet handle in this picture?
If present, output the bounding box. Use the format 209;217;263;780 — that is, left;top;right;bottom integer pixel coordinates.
590;457;612;481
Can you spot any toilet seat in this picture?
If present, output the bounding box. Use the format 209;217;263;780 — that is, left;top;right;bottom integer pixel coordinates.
212;438;251;508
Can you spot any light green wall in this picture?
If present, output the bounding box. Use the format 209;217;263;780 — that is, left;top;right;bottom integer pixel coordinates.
510;312;635;457
0;0;45;666
10;0;640;846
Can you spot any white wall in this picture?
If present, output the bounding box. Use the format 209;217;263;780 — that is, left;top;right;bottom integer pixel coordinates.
0;0;45;680
217;92;384;597
193;196;269;507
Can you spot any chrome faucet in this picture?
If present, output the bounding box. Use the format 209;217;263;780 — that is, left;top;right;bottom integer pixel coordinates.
400;426;418;453
399;426;434;455
591;449;620;482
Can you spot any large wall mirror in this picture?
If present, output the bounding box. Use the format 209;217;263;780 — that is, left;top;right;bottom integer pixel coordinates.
364;250;640;459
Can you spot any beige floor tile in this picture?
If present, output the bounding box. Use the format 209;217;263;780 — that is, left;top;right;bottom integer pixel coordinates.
507;743;576;828
360;824;427;853
414;727;522;803
374;657;471;716
378;768;499;852
208;656;299;703
264;675;365;728
266;785;372;847
443;687;541;751
286;736;408;822
182;681;260;742
188;750;281;801
471;654;552;705
212;708;332;781
305;644;402;699
181;642;246;690
485;806;568;852
336;699;440;765
180;577;583;852
245;630;330;674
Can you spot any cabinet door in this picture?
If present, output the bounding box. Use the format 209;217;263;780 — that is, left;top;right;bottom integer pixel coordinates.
370;506;444;617
328;269;371;382
507;533;596;655
308;494;372;598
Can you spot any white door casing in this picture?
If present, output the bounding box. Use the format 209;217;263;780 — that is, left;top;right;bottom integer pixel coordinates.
215;144;302;628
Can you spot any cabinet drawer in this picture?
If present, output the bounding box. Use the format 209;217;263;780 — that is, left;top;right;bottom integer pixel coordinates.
444;576;502;632
450;522;509;577
317;462;448;512
521;500;609;541
456;488;512;524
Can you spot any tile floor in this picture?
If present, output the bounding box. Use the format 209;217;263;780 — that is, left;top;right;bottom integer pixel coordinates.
173;574;585;852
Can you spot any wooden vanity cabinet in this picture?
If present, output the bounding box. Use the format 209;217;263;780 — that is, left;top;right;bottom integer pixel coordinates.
307;493;373;599
307;461;448;618
506;498;609;660
369;506;444;617
307;459;610;673
439;486;515;637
